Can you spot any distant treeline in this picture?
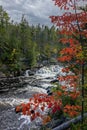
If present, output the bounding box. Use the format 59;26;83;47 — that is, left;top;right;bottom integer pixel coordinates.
0;6;63;75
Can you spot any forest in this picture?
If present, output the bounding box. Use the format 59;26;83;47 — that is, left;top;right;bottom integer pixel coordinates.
0;0;87;129
0;5;63;76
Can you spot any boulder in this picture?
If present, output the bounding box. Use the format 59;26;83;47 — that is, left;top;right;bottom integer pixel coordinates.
0;71;6;78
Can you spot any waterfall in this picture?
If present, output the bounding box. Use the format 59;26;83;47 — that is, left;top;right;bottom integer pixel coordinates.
0;64;66;130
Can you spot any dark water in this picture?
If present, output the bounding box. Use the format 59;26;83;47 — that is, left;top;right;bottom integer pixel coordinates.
0;65;62;130
0;85;44;130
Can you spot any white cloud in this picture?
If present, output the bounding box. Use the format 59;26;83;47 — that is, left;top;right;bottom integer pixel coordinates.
0;0;63;26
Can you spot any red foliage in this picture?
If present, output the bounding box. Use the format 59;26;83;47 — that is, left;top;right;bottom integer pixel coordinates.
50;0;87;118
64;104;81;117
15;0;87;123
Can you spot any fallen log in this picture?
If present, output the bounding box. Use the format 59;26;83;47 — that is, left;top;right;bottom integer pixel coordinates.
52;113;87;130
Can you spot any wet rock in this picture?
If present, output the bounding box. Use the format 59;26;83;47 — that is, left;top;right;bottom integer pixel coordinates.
0;71;6;78
0;76;28;93
50;79;58;83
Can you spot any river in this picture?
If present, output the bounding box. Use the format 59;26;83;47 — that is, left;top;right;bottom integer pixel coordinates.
0;65;64;130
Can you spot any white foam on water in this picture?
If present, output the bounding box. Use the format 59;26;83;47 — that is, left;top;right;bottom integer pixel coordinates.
0;97;29;106
18;115;31;130
26;85;47;93
35;65;63;78
41;83;56;89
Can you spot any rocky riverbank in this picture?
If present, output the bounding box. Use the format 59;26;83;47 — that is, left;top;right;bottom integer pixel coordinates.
0;75;40;91
0;76;32;93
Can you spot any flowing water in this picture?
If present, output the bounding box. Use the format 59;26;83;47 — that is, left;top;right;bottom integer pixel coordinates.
0;65;63;130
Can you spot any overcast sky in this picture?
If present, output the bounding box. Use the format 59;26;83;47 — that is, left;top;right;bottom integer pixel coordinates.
0;0;64;27
0;0;87;27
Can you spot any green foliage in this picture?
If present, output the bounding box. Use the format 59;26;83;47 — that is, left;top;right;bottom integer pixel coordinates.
0;6;63;75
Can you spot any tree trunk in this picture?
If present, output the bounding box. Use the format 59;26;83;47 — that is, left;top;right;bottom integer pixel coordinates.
52;113;87;130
